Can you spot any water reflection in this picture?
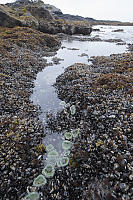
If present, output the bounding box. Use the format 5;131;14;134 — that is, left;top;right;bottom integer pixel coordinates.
31;41;127;122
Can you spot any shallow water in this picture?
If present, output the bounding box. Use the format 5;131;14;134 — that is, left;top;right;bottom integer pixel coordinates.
92;25;133;43
31;41;126;118
31;25;132;154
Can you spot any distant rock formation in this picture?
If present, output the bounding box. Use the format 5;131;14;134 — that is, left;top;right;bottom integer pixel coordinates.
0;0;92;35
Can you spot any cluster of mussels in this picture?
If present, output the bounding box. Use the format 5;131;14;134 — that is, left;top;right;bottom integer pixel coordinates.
44;53;132;200
0;26;61;200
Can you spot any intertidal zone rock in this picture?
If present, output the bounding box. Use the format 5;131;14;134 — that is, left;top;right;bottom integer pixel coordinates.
0;0;92;35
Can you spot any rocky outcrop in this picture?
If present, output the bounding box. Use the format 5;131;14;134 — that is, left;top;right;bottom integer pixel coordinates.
74;25;92;35
28;6;53;20
54;12;95;22
38;20;92;35
0;5;22;27
1;0;92;35
41;3;62;15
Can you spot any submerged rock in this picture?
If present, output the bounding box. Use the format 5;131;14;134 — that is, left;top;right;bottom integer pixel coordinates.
128;44;133;52
112;29;124;32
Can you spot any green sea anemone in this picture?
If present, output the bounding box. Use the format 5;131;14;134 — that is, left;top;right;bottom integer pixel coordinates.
46;144;54;152
64;132;72;140
72;129;80;138
48;150;59;157
24;192;39;200
33;175;47;187
46;155;57;167
42;164;55;178
60;156;69;167
62;140;72;150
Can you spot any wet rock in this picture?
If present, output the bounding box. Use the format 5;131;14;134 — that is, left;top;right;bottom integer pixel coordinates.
104;38;123;43
52;57;64;65
39;19;92;35
92;28;100;31
116;42;126;45
128;44;133;52
67;48;79;50
112;29;124;32
78;53;88;57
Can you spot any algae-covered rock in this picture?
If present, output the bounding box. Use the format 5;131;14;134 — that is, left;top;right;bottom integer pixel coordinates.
0;5;22;28
0;26;61;55
3;0;92;35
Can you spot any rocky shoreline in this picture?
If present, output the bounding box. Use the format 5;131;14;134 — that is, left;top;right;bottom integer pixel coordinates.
0;25;132;199
0;2;133;199
0;26;61;199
